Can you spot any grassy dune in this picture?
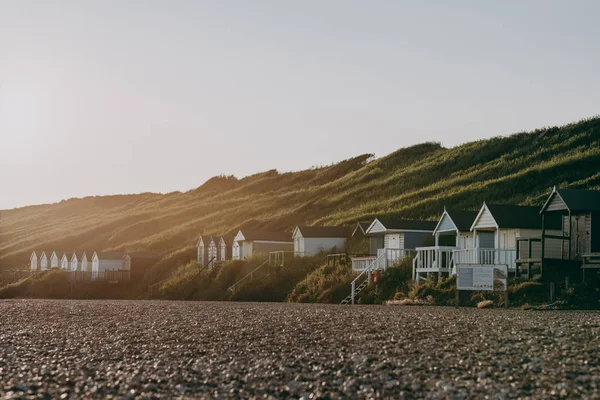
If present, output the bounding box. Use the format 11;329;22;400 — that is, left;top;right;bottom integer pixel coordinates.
2;116;600;282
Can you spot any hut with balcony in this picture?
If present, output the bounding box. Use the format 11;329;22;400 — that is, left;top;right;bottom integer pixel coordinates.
457;202;561;274
352;218;437;271
413;208;478;282
518;187;600;281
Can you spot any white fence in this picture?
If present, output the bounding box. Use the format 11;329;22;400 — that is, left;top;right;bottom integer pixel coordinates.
453;248;516;271
351;256;377;271
413;246;456;272
351;248;415;271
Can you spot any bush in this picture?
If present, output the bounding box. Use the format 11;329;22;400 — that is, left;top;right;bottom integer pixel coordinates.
0;270;71;299
287;261;353;303
408;275;456;306
509;281;548;305
233;256;321;302
394;292;406;300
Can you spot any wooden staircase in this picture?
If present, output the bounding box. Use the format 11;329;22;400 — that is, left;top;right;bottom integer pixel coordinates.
340;252;385;305
340;279;370;305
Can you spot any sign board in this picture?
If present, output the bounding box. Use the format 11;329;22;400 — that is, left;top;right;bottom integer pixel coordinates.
457;265;508;292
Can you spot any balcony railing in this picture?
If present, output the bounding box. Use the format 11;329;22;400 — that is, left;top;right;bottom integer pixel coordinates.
453;248;516;270
377;248;415;270
351;248;415;271
351;256;377;271
414;246;456;272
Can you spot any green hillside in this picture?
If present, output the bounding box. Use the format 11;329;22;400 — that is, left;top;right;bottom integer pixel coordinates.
1;116;600;278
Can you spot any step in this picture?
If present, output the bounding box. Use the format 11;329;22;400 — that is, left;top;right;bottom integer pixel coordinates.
340;279;370;305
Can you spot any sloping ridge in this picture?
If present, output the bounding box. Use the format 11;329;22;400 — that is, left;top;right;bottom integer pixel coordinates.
2;116;600;271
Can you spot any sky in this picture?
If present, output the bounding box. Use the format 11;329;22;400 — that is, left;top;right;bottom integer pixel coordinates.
1;1;600;210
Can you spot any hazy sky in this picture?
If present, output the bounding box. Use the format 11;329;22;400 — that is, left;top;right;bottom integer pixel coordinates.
1;1;599;210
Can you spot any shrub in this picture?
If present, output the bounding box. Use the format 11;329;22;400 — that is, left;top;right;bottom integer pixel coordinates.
287;261;353;303
509;281;548;305
0;270;71;299
408;276;456;306
394;292;406;300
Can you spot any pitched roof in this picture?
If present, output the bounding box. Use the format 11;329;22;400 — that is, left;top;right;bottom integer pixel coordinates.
351;222;371;237
218;235;233;246
375;218;437;231
197;234;211;246
543;187;600;212
237;231;292;242
50;251;67;258
483;204;545;229
295;226;347;238
444;209;479;232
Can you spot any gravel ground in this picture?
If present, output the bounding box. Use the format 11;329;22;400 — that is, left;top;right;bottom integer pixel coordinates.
0;300;599;399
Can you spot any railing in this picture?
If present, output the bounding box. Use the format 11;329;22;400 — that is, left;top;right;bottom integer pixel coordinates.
413;246;456;280
348;252;386;305
269;251;295;267
88;270;132;282
453;248;516;270
351;256;377;271
376;248;415;270
517;235;581;262
227;259;270;293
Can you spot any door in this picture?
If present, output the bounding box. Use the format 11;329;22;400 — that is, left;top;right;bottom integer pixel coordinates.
572;215;589;259
478;231;495;264
479;231;495;248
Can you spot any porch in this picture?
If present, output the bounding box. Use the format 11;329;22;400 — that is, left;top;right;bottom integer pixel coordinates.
515;233;585;279
351;248;415;271
453;248;517;270
412;246;456;282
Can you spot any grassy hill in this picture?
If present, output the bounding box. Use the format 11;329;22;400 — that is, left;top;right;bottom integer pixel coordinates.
2;116;600;278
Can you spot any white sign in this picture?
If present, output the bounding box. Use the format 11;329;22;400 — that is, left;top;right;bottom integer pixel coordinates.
457;265;508;292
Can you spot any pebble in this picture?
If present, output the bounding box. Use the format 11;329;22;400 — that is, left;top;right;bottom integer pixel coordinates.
0;300;598;398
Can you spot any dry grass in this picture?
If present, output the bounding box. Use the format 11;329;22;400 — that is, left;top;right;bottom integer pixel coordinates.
477;300;495;309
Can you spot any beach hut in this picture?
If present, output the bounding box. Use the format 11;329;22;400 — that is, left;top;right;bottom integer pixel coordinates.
354;218;436;270
413;208;478;281
292;226;347;257
518;187;600;280
30;251;38;271
232;230;293;260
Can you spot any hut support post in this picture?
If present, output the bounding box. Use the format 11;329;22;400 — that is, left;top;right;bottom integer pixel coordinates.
541;214;545;277
568;210;572;260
